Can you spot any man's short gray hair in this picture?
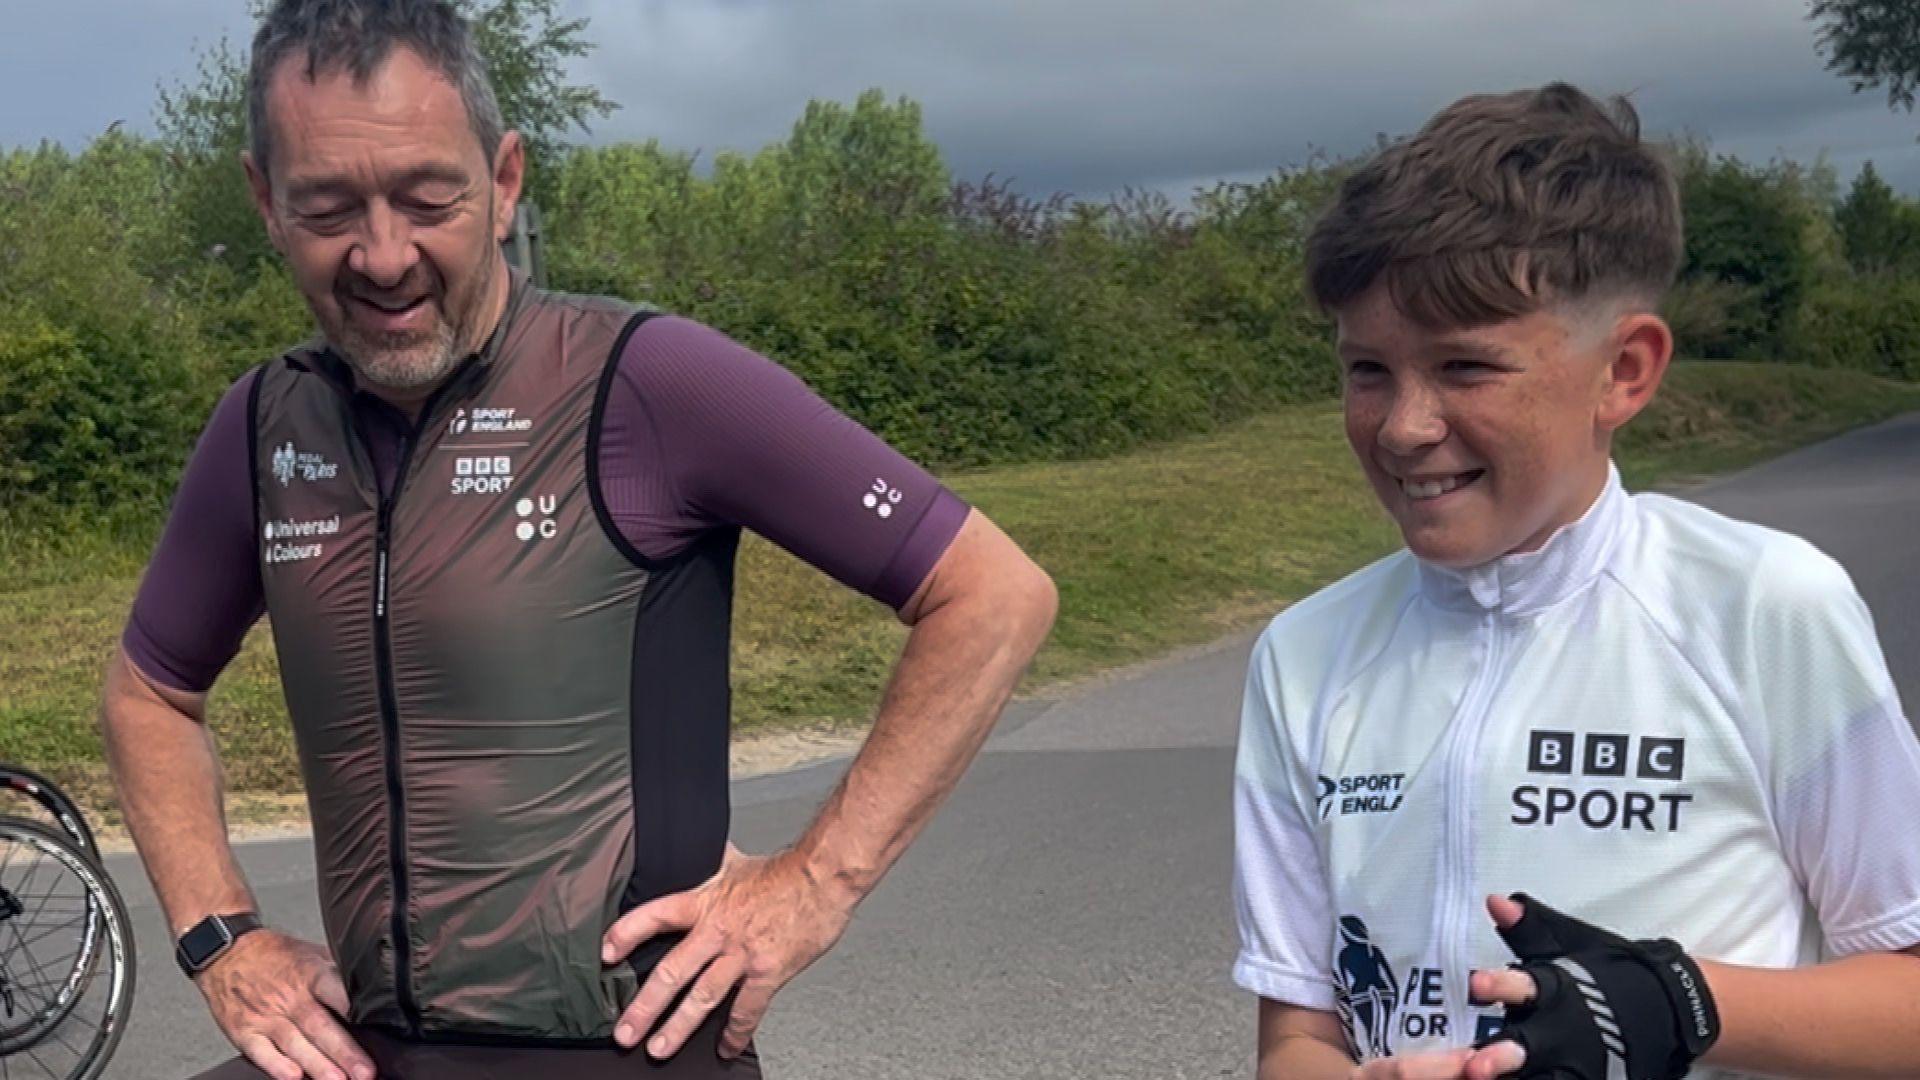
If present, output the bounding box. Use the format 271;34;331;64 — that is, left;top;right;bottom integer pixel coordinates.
247;0;506;178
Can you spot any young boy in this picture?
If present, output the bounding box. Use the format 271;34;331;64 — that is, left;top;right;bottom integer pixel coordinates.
1231;83;1920;1080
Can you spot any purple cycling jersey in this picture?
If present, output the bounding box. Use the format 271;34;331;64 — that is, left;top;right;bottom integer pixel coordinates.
124;315;969;694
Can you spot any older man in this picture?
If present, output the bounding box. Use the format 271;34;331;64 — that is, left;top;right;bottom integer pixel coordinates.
101;3;1056;1078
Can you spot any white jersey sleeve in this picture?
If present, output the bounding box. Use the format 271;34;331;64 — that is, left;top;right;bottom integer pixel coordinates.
1745;537;1920;956
1232;627;1338;1010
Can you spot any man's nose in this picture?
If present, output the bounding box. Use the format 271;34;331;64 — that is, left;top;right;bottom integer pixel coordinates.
348;200;419;287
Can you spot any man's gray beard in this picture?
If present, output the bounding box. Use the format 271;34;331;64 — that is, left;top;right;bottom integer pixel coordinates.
332;319;463;392
322;241;497;393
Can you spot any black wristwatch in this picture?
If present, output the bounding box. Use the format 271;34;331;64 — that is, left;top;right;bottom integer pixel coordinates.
175;912;262;977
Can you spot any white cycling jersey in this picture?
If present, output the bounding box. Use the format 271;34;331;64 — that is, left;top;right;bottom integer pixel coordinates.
1232;465;1920;1077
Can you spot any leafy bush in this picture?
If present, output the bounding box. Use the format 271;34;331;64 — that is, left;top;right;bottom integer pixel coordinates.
0;136;215;511
1790;274;1920;381
1;86;1915;516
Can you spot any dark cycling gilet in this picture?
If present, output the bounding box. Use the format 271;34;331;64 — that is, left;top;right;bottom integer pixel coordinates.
250;282;733;1044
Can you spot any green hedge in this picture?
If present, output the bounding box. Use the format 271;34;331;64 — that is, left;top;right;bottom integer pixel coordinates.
1;93;1915;516
1790;275;1920;381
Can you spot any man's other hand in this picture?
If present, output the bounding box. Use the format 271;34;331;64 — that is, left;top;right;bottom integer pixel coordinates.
601;843;856;1060
196;930;373;1080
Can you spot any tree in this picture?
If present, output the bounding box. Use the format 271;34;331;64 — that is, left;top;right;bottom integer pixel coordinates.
155;0;615;274
1835;161;1920;274
466;0;616;199
1811;0;1920;114
1678;156;1815;358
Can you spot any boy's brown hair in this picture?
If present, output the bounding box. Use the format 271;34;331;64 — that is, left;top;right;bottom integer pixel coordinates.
1306;82;1682;327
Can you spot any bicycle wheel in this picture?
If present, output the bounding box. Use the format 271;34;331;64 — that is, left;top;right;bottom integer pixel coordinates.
0;769;98;865
0;816;135;1080
0;770;107;1048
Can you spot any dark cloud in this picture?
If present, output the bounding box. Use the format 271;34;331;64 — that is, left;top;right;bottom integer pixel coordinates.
0;0;256;147
4;0;1914;200
568;0;1919;199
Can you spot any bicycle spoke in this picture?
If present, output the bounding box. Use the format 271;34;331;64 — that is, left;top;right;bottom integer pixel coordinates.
15;1037;62;1079
4;914;71;984
0;815;127;1080
11;913;88;956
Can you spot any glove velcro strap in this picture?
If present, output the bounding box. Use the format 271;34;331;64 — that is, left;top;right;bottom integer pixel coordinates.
1639;939;1721;1063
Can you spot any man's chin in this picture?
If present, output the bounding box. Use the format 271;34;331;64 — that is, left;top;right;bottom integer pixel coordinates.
329;327;460;393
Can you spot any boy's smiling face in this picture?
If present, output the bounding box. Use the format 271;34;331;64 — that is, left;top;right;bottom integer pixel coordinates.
1335;281;1671;569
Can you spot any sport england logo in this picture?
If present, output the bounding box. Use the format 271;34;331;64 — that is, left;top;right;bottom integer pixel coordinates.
1333;916;1456;1060
1316;772;1407;820
449;406;532;436
270;443;339;487
451;455;514;496
1511;731;1692;833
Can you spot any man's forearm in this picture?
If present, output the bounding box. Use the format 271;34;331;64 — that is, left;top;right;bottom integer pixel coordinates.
790;522;1056;902
1700;951;1920;1078
99;648;256;936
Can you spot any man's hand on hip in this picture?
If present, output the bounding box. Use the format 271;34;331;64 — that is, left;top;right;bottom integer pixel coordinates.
195;929;373;1080
602;843;857;1061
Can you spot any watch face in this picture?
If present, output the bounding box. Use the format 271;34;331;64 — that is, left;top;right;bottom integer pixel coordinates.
180;917;234;969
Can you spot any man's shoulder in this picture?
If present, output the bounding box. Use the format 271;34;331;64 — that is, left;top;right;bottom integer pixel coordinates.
526;284;659;324
1252;551;1418;680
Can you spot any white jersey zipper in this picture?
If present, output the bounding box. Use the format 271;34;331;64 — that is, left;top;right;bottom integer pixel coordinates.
1437;609;1507;1040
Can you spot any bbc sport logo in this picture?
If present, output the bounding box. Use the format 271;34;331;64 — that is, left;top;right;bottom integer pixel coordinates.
453;456;512;477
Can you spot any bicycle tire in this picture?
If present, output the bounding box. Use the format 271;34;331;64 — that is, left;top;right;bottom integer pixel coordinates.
0;767;108;1052
0;767;99;864
0;815;135;1080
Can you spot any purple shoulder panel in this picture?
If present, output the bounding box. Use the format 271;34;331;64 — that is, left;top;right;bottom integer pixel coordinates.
596;317;968;609
121;370;266;693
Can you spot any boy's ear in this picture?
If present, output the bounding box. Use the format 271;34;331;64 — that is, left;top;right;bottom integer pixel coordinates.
1596;313;1672;435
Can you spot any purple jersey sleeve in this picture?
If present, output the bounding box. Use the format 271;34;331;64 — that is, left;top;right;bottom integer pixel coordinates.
121;370;266;694
597;317;969;609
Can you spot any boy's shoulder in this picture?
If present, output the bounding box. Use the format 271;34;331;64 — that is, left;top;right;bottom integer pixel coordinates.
1251;550;1420;687
1621;492;1856;624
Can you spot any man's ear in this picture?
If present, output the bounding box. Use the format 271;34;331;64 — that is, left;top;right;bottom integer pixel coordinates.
242;151;286;254
491;130;525;243
1596;312;1673;435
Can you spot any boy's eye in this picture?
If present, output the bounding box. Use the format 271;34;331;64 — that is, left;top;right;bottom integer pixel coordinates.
1346;360;1387;379
1443;359;1499;375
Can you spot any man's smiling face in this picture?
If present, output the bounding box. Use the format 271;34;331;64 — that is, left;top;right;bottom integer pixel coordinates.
248;45;520;394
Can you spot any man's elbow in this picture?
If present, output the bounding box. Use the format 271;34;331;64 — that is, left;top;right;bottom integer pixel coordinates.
1013;558;1059;638
99;645;207;735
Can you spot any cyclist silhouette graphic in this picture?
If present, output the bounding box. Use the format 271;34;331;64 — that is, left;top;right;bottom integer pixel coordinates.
1335;915;1399;1059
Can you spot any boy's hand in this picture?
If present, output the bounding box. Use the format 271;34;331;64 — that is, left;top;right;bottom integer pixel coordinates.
1351;1042;1525;1079
1347;894;1721;1079
1468;893;1719;1080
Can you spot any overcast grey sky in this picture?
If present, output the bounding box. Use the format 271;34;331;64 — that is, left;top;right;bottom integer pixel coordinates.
3;0;1915;201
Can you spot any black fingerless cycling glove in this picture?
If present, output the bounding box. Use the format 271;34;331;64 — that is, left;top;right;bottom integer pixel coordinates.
1476;894;1720;1080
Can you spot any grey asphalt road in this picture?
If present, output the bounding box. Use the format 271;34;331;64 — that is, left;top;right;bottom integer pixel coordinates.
94;413;1920;1079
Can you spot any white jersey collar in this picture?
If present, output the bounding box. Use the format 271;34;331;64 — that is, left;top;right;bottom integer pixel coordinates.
1416;463;1631;616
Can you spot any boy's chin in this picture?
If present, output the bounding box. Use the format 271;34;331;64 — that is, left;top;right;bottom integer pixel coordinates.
1399;525;1505;570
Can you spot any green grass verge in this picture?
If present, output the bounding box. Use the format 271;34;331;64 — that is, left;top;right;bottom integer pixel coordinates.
4;361;1918;817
